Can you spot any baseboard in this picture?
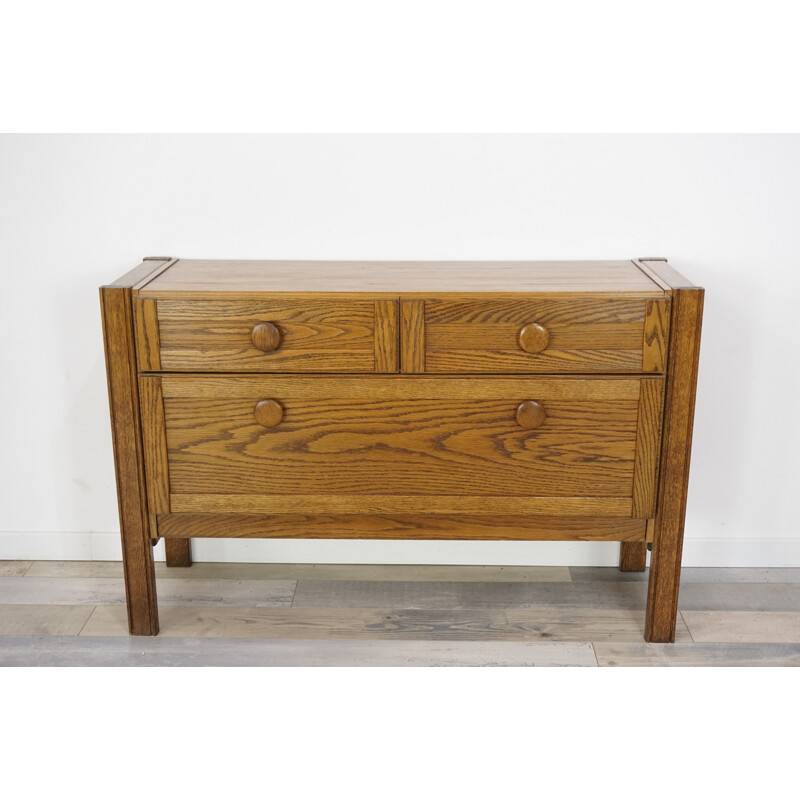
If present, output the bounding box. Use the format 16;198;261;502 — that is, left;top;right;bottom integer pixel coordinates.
1;531;800;567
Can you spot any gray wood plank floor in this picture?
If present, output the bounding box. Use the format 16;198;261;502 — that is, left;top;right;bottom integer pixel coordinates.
1;561;799;666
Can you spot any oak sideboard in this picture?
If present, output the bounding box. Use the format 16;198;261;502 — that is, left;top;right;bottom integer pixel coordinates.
100;258;703;642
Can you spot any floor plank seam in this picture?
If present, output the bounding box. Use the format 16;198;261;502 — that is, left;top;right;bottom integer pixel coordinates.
680;611;695;643
76;607;98;637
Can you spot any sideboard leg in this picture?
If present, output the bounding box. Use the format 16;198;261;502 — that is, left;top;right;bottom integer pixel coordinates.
101;286;159;635
645;287;704;643
619;542;647;572
165;538;193;567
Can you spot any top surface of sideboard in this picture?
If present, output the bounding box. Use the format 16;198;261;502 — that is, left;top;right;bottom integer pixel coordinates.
136;259;668;296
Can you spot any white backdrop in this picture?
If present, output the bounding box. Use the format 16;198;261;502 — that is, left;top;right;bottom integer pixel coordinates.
1;134;798;565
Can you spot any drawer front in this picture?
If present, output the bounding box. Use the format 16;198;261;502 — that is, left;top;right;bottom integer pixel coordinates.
140;375;664;518
135;299;398;373
403;298;669;373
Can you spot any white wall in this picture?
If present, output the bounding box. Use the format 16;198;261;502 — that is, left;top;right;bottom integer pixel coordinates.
1;134;798;566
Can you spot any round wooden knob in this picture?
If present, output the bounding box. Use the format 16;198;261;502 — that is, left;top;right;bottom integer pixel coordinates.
518;323;550;354
253;399;284;428
252;322;283;352
516;400;546;430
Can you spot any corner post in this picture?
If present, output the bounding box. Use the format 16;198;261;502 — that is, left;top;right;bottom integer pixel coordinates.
635;259;704;642
99;259;173;635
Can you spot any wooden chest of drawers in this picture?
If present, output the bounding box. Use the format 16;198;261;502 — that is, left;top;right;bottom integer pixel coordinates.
101;258;703;642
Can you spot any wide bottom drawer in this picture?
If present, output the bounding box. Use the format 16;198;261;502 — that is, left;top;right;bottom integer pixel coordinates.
140;375;663;519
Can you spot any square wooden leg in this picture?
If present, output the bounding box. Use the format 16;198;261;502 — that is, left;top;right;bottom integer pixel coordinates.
644;286;703;643
165;538;193;567
101;285;159;635
619;542;647;572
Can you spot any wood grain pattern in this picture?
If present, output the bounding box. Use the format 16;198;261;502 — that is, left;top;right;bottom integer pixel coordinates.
0;605;94;636
99;285;159;635
169;494;633;515
160;375;643;400
681;611;800;644
633;258;696;290
157;513;647;541
374;300;399;372
595;642;800;667
427;349;645;373
0;562;33;577
132;257;177;290
0;635;599;667
252;399;284;428
138;376;170;516
134;298;161;370
619;542;647;572
250;321;283;352
164;539;192;568
81;605;688;643
108;257;173;290
632;379;665;517
423;298;654;373
162;381;641;498
572;567;800;583
515;400;546;429
518;323;550;354
23;561;570;582
156;299;377;372
141;259;665;295
401;300;425;373
289;579;652;610
102;257;700;642
0;576;295;607
645;286;704;642
642;299;670;372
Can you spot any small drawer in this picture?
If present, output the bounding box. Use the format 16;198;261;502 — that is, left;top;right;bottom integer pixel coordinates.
403;297;669;374
135;298;398;373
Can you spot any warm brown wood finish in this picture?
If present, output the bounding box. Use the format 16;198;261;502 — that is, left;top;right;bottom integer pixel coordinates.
100;277;159;635
134;298;161;370
374;300;399;372
631;379;665;517
253;399;284;428
401;300;425;373
422;298;662;373
169;494;633;515
109;256;174;289
141;260;665;295
619;542;648;572
164;538;193;568
158;376;652;504
138;376;170;517
644;284;704;642
251;321;283;352
518;323;550;354
515;400;547;429
157;513;647;541
152;299;381;372
102;257;701;640
642;299;670;372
